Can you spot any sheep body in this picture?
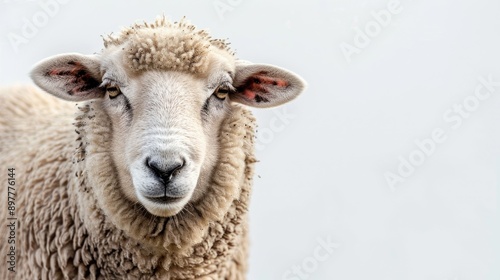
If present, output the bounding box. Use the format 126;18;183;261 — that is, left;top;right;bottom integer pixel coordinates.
0;16;305;279
0;85;256;279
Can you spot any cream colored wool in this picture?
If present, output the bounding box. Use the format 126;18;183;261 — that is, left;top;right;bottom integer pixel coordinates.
103;17;232;74
0;85;256;279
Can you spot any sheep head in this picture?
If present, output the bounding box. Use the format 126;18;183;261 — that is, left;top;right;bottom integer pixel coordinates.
30;18;306;218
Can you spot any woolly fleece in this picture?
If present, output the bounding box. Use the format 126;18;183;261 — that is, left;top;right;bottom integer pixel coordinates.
0;84;256;279
103;17;233;74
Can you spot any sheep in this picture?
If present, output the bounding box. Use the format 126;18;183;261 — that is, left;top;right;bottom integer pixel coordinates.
0;17;305;279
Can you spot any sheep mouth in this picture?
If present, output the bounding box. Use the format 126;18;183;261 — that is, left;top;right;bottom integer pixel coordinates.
145;196;184;205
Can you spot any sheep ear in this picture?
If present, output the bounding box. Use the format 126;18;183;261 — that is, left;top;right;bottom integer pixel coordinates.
230;61;306;108
30;53;105;101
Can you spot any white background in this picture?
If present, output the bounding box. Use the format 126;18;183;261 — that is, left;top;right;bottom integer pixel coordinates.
1;1;499;279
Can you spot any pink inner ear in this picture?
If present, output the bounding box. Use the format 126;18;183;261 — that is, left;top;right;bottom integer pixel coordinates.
252;73;289;88
46;61;100;95
47;61;85;77
238;72;290;103
242;89;257;99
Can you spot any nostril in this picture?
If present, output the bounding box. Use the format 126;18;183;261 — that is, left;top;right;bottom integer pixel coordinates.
167;162;183;181
146;157;185;183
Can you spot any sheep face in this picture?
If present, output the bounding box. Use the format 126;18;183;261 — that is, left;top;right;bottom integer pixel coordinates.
30;33;305;218
101;48;238;217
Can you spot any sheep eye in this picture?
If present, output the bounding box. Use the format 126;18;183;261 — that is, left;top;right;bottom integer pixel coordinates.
213;84;231;100
106;85;121;99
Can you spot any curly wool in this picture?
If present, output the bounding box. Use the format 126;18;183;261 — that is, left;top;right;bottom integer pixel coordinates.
103;17;233;74
0;86;256;279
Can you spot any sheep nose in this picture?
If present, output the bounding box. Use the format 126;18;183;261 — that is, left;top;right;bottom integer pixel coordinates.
146;157;185;184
